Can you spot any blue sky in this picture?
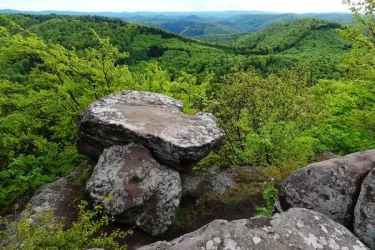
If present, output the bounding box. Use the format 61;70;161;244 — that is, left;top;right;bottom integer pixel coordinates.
0;0;350;13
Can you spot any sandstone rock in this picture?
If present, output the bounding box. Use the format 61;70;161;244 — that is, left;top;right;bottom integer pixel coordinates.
77;91;224;172
277;150;375;227
138;208;369;250
86;144;182;236
354;167;375;249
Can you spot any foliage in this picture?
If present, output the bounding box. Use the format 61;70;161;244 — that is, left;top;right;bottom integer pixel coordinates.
0;16;133;212
235;19;342;52
0;201;129;250
311;79;375;154
311;0;375;154
133;62;214;114
194;34;243;44
210;63;326;167
340;0;375;81
255;182;278;217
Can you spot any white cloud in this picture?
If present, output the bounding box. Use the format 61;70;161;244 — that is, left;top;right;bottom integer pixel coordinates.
0;0;350;13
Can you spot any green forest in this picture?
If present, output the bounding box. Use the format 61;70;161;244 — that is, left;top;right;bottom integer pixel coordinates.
124;12;353;37
1;0;375;247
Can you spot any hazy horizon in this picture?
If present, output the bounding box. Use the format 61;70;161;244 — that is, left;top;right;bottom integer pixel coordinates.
0;0;350;13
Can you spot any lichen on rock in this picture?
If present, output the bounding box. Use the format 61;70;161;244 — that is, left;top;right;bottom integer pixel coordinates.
277;150;375;227
138;208;369;250
86;144;182;236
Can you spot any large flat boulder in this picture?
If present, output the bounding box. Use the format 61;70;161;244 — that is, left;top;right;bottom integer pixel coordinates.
354;167;375;249
138;208;369;250
77;91;224;172
86;144;182;236
277;150;375;228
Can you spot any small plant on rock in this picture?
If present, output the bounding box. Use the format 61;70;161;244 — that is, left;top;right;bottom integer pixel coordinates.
255;182;278;217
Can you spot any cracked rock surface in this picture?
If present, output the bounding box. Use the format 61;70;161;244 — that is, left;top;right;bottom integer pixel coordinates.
277;150;375;227
77;91;224;172
86;144;182;236
138;208;368;250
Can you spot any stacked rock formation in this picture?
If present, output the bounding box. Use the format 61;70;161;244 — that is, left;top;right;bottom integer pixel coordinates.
277;150;375;248
77;91;224;236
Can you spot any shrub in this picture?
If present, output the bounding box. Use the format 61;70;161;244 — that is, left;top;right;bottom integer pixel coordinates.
0;201;130;250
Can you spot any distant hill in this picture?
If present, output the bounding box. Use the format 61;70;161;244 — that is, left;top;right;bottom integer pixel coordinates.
2;14;350;83
0;10;275;18
0;9;352;37
221;13;352;33
234;19;344;51
123;13;352;37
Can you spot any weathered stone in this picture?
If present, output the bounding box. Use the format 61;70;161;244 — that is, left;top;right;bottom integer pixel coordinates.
182;166;254;197
86;144;182;236
278;150;375;227
25;174;83;222
354;167;375;249
138;208;369;250
77;91;224;172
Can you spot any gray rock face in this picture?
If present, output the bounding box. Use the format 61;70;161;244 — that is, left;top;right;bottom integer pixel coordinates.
86;144;182;236
182;166;253;197
26;174;82;220
278;150;375;227
354;167;375;249
138;208;369;250
77;91;224;172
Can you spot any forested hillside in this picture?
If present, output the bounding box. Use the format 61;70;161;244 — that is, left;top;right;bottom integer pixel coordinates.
113;12;353;36
7;15;349;82
111;12;353;37
0;9;353;37
1;2;375;241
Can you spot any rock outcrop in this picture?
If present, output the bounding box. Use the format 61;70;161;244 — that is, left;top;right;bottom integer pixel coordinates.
77;91;224;172
277;150;375;227
86;144;182;236
354;167;375;249
138;208;369;250
77;91;224;236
